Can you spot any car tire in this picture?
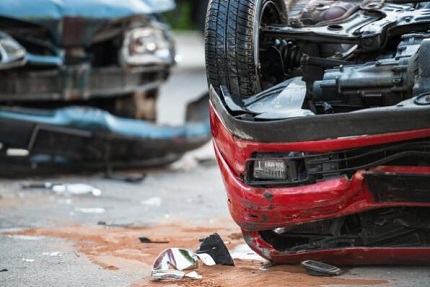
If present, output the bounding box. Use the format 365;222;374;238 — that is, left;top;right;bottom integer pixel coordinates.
205;0;288;102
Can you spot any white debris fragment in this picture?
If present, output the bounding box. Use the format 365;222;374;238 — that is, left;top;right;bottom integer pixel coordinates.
75;207;105;214
196;253;216;266
185;271;203;280
230;244;266;261
52;184;102;196
22;258;35;262
20;182;101;196
42;252;63;257
8;235;45;241
141;197;162;207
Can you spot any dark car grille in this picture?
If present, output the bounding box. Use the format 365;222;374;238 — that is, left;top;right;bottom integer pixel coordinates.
306;139;430;178
245;138;430;187
0;67;164;102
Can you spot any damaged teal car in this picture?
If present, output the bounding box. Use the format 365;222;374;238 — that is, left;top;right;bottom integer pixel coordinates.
0;0;210;174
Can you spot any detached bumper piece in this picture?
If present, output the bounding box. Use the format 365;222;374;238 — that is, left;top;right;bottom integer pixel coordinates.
0;96;210;174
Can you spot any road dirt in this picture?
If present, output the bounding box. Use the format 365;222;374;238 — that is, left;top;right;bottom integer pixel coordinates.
6;220;388;287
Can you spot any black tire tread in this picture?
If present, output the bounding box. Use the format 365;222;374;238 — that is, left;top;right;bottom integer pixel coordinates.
205;0;259;101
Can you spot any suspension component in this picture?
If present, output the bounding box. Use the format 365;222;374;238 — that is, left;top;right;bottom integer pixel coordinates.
272;39;303;72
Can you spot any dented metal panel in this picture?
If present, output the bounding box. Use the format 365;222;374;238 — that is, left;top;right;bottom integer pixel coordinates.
0;0;175;20
0;94;210;174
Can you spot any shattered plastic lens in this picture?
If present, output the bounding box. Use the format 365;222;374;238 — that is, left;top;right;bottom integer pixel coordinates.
253;160;287;180
129;29;161;54
122;27;171;65
0;32;26;68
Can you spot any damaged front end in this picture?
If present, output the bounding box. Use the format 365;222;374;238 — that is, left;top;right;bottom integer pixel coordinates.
206;0;430;264
0;94;210;174
0;0;211;172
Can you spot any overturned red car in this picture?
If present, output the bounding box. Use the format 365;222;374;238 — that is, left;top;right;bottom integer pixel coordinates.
205;0;430;265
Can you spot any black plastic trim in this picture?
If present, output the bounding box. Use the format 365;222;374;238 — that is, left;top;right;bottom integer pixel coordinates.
210;85;430;143
366;172;430;203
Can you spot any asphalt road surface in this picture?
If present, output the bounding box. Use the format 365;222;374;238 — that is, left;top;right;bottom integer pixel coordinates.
0;32;429;287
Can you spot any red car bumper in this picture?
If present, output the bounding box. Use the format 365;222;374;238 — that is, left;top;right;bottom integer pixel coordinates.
210;90;430;265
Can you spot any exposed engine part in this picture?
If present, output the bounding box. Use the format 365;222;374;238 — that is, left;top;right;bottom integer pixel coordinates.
297;0;360;24
312;34;430;109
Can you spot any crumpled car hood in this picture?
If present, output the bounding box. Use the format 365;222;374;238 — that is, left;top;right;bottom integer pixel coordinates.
0;0;175;20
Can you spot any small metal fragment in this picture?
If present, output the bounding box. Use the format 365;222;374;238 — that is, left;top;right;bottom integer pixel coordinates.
151;248;198;281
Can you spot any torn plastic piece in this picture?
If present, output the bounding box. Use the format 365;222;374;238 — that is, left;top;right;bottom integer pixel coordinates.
301;260;342;276
139;237;169;244
196;233;234;266
151;248;198;280
21;182;101;196
0;269;8;272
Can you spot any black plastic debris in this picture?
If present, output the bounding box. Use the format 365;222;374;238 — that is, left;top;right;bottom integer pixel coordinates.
196;233;234;266
139;237;169;244
301;260;342;276
0;268;8;272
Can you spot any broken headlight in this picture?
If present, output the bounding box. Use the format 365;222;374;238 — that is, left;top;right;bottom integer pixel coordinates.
244;153;312;186
0;32;26;69
121;27;173;66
